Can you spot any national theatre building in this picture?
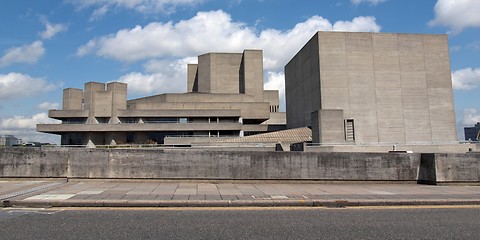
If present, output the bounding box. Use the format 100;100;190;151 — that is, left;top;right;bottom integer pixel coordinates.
37;50;286;145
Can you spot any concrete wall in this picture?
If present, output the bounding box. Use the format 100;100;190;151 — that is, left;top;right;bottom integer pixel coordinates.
418;152;480;184
285;33;321;129
305;143;478;153
434;153;480;183
285;31;457;145
0;148;69;177
1;148;479;183
311;109;345;144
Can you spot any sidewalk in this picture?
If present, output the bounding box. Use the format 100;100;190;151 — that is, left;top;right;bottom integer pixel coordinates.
2;179;480;208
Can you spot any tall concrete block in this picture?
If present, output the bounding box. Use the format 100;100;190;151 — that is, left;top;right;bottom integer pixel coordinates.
107;82;127;123
241;50;264;101
285;31;457;145
84;82;106;114
63;88;83;110
197;54;211;93
93;91;112;117
187;64;198;92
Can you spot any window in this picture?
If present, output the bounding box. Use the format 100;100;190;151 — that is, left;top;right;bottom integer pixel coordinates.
345;119;355;141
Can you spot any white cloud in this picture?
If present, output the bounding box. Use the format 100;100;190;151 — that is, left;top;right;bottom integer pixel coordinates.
76;40;97;57
1;113;59;130
332;16;381;32
264;71;286;111
39;18;68;39
90;5;109;21
0;73;59;100
0;41;45;67
450;45;462;53
115;57;195;96
0;113;60;144
37;102;60;110
462;108;480;125
467;41;480;51
77;10;381;72
451;67;480;90
429;0;480;34
67;0;205;16
81;10;380;107
351;0;386;5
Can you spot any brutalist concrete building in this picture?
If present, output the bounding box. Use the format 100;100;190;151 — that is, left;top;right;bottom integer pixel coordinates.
285;31;457;145
37;50;285;145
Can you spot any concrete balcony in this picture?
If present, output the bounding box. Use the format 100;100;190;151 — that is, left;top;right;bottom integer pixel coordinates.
48;110;88;119
118;109;241;117
37;122;243;133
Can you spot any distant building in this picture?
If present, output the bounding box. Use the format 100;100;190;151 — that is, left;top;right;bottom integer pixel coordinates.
285;31;457;145
0;135;20;146
37;50;286;145
464;122;480;141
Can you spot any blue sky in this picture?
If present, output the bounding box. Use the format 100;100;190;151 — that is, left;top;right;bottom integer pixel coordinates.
0;0;479;143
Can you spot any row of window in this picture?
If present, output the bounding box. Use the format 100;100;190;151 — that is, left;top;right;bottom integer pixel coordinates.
270;105;279;112
61;131;242;145
62;117;241;124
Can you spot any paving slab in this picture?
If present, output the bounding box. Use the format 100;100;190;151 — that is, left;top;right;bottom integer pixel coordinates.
1;179;480;208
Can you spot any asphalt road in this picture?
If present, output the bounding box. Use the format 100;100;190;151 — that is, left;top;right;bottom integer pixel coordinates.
0;207;479;240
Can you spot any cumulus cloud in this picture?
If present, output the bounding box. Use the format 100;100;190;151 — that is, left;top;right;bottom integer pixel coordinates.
0;41;45;67
451;67;480;90
0;113;59;130
67;0;205;17
37;102;60;110
351;0;387;5
0;113;61;144
80;10;380;107
429;0;480;34
115;57;196;96
462;108;480;125
90;5;109;21
77;10;381;72
39;18;68;39
264;71;286;110
0;73;59;100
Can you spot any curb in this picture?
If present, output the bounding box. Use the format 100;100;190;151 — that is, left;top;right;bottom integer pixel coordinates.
4;199;480;208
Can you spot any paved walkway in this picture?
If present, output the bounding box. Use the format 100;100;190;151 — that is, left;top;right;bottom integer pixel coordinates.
1;179;480;207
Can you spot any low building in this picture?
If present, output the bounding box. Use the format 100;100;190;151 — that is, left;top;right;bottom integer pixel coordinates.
464;122;480;141
37;50;286;145
285;31;457;146
0;135;20;146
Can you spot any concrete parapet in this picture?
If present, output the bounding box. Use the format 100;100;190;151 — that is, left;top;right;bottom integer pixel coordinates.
65;149;422;180
0;148;479;183
0;148;68;178
305;143;477;153
419;152;480;184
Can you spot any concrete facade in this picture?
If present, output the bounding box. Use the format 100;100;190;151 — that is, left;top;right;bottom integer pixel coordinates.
37;50;286;145
285;31;457;145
